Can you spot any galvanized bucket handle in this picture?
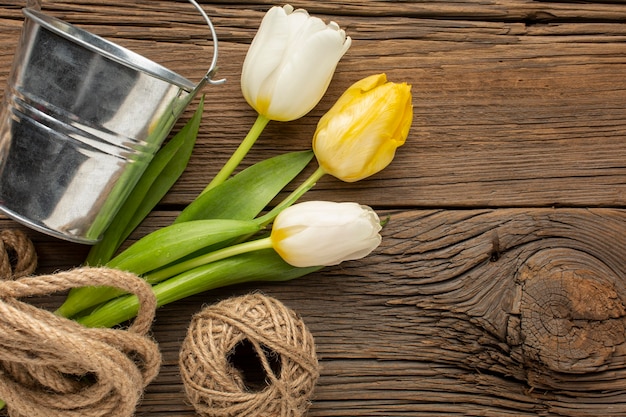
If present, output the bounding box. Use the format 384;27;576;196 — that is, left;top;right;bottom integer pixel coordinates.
188;0;225;86
25;0;224;87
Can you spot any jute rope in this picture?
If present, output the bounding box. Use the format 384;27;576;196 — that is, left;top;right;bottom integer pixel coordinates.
0;229;37;278
0;230;161;417
180;293;320;417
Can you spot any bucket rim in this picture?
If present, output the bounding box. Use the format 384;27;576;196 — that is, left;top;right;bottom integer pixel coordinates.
0;205;99;244
23;7;197;91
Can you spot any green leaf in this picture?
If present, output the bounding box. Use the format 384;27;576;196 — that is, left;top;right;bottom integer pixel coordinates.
117;99;205;248
84;97;205;266
57;218;260;319
175;150;314;223
76;249;321;328
107;219;260;275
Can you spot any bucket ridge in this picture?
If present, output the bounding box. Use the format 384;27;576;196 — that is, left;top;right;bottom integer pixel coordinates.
5;84;151;162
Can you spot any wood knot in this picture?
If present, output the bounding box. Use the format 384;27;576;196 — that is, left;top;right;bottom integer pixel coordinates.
510;248;626;374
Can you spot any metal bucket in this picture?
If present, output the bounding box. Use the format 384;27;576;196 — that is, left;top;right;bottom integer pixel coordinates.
0;1;222;244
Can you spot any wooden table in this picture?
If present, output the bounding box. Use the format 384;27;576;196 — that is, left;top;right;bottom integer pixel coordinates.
2;1;626;415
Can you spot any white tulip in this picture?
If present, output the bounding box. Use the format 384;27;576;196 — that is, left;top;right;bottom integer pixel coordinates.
241;4;352;122
270;201;382;267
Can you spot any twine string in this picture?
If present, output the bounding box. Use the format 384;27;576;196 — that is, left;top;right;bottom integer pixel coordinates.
180;293;320;417
0;229;37;278
0;230;161;417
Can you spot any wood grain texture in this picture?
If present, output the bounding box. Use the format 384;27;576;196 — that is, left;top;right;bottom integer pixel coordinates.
0;0;626;416
1;0;626;208
4;207;626;416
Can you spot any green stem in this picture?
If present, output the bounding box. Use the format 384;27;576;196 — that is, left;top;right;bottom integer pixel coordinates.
255;166;326;227
76;250;320;329
144;236;273;284
201;113;270;194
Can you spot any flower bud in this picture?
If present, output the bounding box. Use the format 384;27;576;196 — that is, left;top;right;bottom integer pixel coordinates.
270;201;382;267
313;73;413;182
241;5;351;122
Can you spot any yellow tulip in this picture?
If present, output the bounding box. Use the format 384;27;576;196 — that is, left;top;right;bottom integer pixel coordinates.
205;4;351;192
312;73;413;182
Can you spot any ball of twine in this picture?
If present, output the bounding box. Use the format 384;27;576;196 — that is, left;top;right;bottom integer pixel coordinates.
180;293;320;417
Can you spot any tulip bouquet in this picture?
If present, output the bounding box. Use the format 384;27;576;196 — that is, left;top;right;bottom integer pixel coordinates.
55;5;413;328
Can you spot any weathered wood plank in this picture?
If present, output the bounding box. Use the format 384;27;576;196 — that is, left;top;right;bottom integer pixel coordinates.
1;1;626;416
2;207;626;416
2;1;625;208
24;0;626;22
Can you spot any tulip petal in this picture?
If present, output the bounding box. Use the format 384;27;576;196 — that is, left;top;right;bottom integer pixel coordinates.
241;6;291;113
313;77;413;182
241;5;351;120
268;30;351;120
271;201;382;267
